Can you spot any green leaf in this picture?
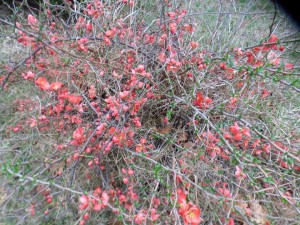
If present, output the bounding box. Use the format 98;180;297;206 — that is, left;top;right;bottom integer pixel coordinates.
273;76;281;82
291;79;299;87
263;176;275;185
154;164;163;180
281;197;289;204
231;157;238;166
252;157;261;164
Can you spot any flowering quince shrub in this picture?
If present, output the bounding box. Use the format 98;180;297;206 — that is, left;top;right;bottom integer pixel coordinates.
1;0;300;224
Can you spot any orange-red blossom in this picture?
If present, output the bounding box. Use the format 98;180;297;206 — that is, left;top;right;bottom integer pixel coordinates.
177;188;202;225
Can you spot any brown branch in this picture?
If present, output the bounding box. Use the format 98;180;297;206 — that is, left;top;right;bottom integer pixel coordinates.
5;168;130;218
1;47;42;90
0;18;60;54
257;71;300;93
244;38;300;51
268;2;278;38
222;112;300;164
68;127;98;189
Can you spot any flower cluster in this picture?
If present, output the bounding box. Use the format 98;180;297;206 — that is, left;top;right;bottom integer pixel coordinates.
177;188;202;225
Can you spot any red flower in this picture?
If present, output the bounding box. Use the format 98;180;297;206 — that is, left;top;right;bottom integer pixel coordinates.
68;95;82;104
194;92;212;109
150;208;160;221
220;62;227;70
177;189;189;213
190;41;198;49
134;211;146;224
218;187;232;198
285;63;294;70
261;89;271;98
233;133;242;141
101;191;109;206
123;177;129;184
73;127;84;141
35;77;50;90
267;34;279;43
227;218;235;225
178;198;189;216
79;195;89;210
105;29;116;38
241;127;251;138
50;82;64;91
193;92;204;107
225;68;236;80
93;203;103;211
88;85;96;99
27;14;38;26
235;166;246;179
223;132;232;139
183;205;202;225
229;122;240;135
22;71;35;80
92;191;109;211
177;188;187;202
184;24;194;33
119;91;130;99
